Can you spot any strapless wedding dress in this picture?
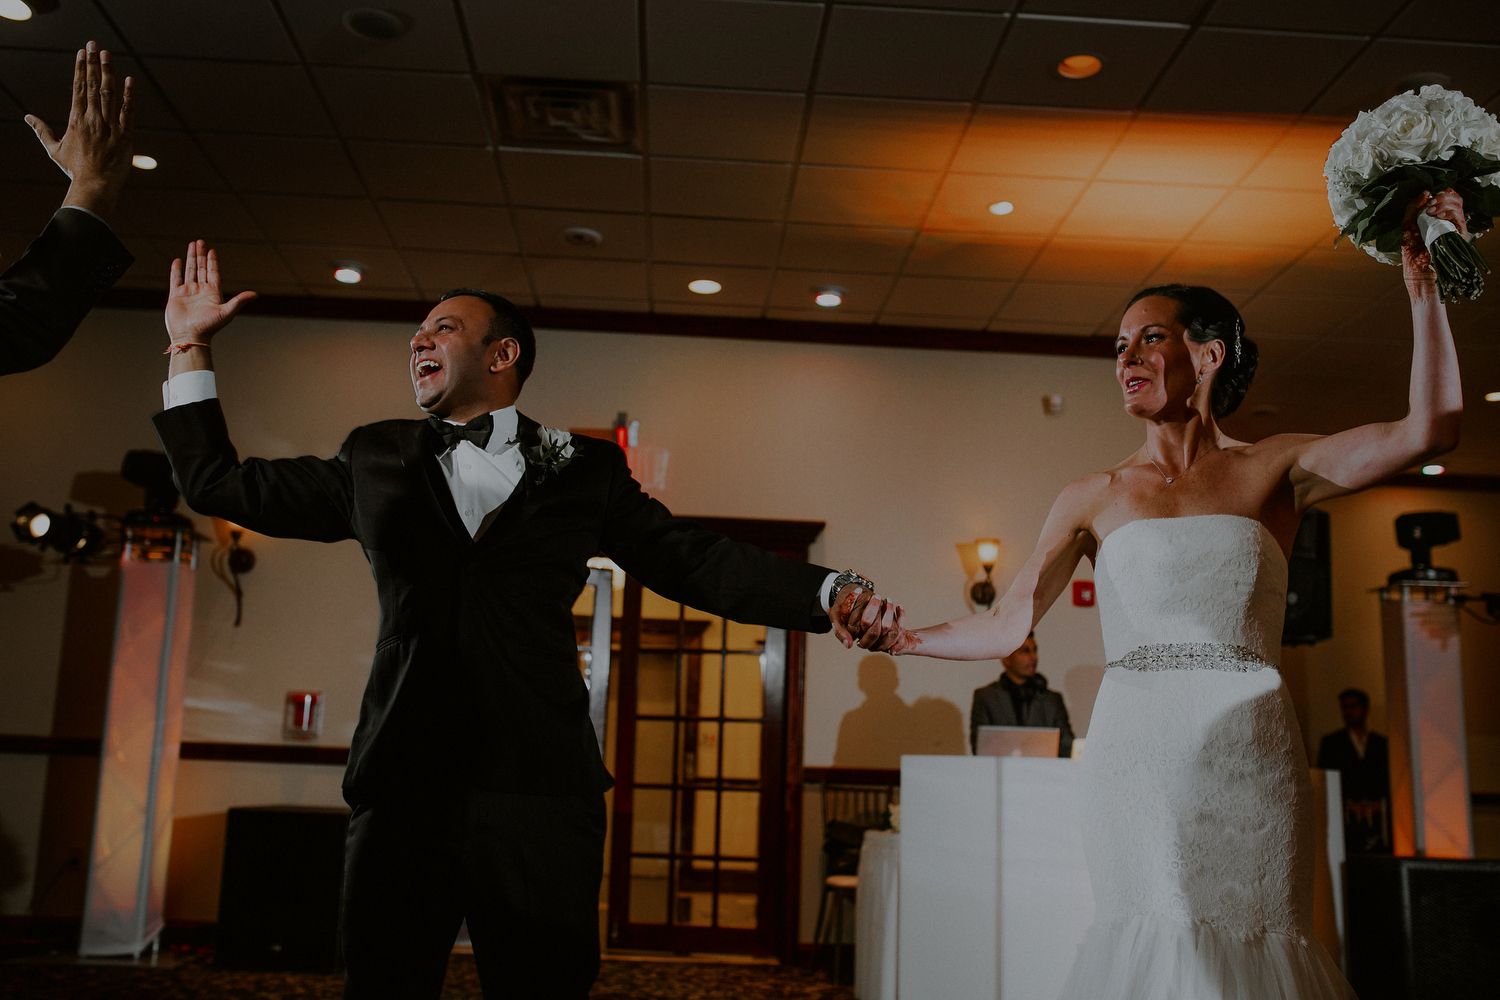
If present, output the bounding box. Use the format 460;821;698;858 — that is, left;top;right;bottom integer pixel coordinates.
1058;515;1355;999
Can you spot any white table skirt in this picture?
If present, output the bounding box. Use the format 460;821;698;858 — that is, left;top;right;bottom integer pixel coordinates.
855;829;899;1000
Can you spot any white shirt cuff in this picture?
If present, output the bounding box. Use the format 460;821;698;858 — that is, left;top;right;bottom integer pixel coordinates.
818;570;840;613
162;369;218;409
59;204;110;227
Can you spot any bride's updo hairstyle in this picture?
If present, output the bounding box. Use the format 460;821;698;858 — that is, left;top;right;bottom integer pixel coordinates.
1126;284;1259;418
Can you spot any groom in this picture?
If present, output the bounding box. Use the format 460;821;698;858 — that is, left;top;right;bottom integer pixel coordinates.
152;242;885;998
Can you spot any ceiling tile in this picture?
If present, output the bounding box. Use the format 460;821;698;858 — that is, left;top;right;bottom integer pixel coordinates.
1026;239;1174;285
651;263;773;305
925;174;1086;235
1239;121;1346;192
1147;243;1304;291
0;87;23;121
650;158;792;220
501;150;644;212
768;269;894;311
463;0;640;80
1311;40;1500;118
876;313;988;330
529;257;649;299
1057;182;1226;241
314;68;488;144
0;2;124;49
113;188;265;241
986;317;1100;335
315;283;425;300
0;50;176;131
380;200;519;253
1188;189;1337;247
1238;291;1372;341
652;216;783;267
200;134;364;196
0;120;70;185
984;16;1188;109
951;106;1131;178
1147;29;1365;116
283;0;469;70
801;97;969;171
151;238;300;286
1381;0;1500;46
115;237;176;287
275;244;413;291
883;276;1011;318
346;141;505;203
816;7;1007;101
400;251;531;298
146;58;333;135
1025;1;1197;17
117;131;226;191
852;0;1014;10
515;209;645;259
779;224;916;272
652;302;764;317
536;295;645;311
647;87;804;162
245;194;389;245
1206;0;1403;35
904;232;1044;279
765;306;877;324
1262;246;1403;298
106;0;294;60
1097;115;1289;186
787;165;941;228
995;281;1133;326
0;181;69;233
647;0;824;90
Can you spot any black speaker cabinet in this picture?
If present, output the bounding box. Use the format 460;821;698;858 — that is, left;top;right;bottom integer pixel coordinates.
1283;508;1332;645
1346;855;1500;1000
216;805;350;972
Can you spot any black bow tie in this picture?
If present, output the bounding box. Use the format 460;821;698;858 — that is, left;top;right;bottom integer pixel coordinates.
427;413;494;454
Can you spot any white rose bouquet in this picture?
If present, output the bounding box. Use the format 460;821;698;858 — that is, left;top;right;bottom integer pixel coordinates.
1325;85;1500;300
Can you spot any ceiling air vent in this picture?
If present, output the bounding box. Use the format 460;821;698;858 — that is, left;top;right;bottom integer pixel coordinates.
491;78;637;151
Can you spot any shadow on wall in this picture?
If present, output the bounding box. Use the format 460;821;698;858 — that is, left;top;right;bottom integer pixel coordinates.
833;655;966;767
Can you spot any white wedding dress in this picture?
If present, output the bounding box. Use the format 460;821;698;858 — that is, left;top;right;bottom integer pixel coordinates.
1058;515;1356;1000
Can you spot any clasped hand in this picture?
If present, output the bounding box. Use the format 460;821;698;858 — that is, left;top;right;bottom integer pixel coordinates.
830;585;911;653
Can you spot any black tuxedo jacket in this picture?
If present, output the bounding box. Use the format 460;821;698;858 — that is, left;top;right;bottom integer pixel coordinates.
1;209;133;375
154;401;833;802
1316;729;1390;802
969;673;1075;757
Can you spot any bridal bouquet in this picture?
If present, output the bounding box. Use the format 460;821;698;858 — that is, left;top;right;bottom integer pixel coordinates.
1325;85;1500;300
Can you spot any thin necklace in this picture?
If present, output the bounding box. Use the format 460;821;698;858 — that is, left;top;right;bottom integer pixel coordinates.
1148;444;1212;485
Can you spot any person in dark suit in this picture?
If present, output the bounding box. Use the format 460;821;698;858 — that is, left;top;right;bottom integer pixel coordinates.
151;242;885;999
2;42;136;375
1316;687;1391;854
969;631;1074;757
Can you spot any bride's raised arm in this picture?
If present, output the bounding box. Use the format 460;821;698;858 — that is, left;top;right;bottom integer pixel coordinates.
873;476;1102;660
1286;189;1465;510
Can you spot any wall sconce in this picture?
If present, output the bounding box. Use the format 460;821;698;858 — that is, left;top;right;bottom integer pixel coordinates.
210;524;256;627
971;537;1001;610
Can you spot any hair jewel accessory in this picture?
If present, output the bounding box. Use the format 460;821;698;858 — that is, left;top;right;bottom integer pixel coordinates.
1232;319;1243;365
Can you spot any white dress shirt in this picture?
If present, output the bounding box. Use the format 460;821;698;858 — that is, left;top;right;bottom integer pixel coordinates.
163;371;841;604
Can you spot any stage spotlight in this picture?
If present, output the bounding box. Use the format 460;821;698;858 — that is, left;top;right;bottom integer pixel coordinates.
12;502;54;544
12;502;105;561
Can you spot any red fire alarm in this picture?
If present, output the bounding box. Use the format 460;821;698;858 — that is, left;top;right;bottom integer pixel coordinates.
1072;580;1096;607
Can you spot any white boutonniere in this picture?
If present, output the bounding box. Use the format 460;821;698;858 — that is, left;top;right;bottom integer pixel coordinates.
524;426;575;483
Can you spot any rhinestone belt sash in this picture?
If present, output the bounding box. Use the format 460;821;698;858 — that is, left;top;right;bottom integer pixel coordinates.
1108;642;1275;673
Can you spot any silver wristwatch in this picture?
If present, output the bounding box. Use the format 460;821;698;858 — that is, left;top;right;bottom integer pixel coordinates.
828;569;875;608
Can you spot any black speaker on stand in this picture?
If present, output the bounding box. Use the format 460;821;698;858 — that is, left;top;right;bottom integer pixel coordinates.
216;805;350;971
1283;509;1332;645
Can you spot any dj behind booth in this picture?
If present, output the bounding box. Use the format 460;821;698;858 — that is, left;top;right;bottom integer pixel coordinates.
968;631;1075;758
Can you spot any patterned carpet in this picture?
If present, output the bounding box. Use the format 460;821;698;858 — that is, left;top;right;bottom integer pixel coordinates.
0;951;855;999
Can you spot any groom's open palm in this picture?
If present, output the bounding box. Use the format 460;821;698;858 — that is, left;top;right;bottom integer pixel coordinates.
165;239;256;346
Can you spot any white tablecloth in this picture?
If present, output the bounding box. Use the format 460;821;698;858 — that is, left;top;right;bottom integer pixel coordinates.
855;829;899;1000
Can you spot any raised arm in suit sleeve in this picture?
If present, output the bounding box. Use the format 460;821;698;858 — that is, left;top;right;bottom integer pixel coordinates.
597;441;834;634
152;398;357;543
0;209;134;375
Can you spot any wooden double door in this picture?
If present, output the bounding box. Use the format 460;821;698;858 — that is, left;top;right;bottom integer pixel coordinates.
581;518;820;958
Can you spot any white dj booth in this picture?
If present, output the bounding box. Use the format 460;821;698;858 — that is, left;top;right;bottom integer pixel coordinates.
858;755;1346;1000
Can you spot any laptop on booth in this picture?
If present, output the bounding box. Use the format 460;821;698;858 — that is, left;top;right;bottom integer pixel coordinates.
975;725;1060;758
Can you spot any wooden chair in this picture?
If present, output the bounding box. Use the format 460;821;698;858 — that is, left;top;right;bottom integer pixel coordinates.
810;781;899;983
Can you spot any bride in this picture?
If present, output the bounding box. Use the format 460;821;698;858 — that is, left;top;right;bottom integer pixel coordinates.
846;190;1466;998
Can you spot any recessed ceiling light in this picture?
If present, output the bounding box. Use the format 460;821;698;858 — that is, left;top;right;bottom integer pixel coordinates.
0;1;33;22
814;286;844;308
333;262;365;284
131;154;158;170
988;201;1014;216
1486;390;1500;402
342;7;411;41
1421;464;1445;476
1056;54;1103;80
561;226;603;247
688;279;721;295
